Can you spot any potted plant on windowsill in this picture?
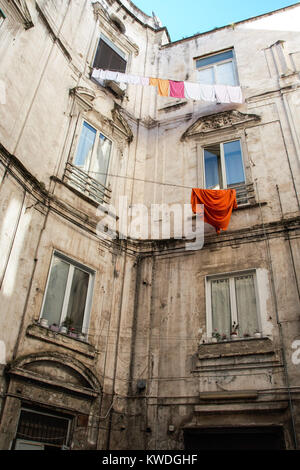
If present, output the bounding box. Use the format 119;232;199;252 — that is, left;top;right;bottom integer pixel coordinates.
231;322;239;340
77;332;86;342
60;316;73;334
39;318;49;328
68;327;77;339
212;330;221;343
50;323;60;332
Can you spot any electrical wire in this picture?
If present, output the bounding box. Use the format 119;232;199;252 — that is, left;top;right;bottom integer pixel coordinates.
89;169;195;190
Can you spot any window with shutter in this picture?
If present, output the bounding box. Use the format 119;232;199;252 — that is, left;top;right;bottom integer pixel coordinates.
93;35;126;73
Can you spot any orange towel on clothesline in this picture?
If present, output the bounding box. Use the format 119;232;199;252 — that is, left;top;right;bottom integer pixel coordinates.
149;77;170;97
191;188;238;234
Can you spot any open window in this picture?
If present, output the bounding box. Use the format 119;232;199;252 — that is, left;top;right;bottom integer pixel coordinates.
93;34;126;73
65;120;112;205
0;8;6;27
203;139;248;204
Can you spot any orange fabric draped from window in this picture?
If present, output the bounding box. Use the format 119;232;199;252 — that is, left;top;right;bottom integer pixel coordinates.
191;188;238;234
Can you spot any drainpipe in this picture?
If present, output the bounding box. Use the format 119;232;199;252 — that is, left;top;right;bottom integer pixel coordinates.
105;243;128;450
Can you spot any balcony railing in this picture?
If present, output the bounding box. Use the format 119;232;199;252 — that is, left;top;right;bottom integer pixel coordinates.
229;182;255;206
64;162;111;205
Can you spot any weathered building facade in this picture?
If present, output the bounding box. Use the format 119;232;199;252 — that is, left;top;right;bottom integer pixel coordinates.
0;0;299;450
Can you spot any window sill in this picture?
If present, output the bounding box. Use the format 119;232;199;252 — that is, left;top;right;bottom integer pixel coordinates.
90;74;126;99
205;335;267;345
26;323;96;359
197;336;274;360
191;201;267;219
235;201;267;211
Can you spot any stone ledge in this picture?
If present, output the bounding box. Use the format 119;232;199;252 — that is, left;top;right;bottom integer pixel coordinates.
8;367;99;398
197;337;276;360
199;390;259;400
26;324;96;359
194;401;288;414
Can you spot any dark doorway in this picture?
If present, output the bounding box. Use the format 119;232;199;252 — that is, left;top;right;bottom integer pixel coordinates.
184;426;286;450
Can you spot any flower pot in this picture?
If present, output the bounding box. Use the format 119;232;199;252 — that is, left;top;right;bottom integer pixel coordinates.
50;324;60;332
211;337;217;343
40;318;48;328
231;334;238;340
254;332;262;338
68;331;77;338
78;334;86;341
60;326;68;334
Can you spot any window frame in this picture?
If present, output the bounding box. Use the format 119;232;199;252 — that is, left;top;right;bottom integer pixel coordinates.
14;407;72;450
195;49;239;86
205;269;262;340
203;138;246;190
39;250;95;335
92;33;127;73
0;8;6;27
73;118;113;187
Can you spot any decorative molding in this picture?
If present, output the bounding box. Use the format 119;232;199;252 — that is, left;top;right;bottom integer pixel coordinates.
92;1;139;57
26;323;97;359
111;106;133;143
181;110;261;141
141;116;158;129
7;351;101;397
9;0;34;29
70;86;96;112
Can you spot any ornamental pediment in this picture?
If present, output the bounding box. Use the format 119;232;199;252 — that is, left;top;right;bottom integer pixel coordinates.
8;352;101;397
111;107;133;143
70;86;96;111
181;110;260;141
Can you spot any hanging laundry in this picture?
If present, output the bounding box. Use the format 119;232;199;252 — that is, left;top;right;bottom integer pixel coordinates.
199;84;217;102
92;68;243;104
140;77;150;86
169;80;185;98
150;77;170;97
184;82;216;102
105;70;119;80
191;188;238;234
126;74;142;85
184;82;202;100
214;85;231;103
92;68;107;80
227;85;243;103
116;72;128;83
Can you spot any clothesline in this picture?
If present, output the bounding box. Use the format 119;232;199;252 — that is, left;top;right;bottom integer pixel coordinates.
92;68;243;104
